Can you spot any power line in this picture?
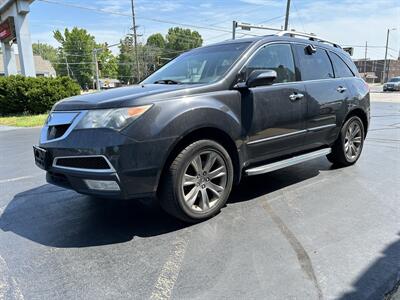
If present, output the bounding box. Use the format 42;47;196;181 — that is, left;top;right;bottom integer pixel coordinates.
37;0;267;48
37;0;234;34
291;1;307;33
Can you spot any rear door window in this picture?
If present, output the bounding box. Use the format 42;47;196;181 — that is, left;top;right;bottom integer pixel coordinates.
246;44;296;84
294;45;334;81
329;52;354;78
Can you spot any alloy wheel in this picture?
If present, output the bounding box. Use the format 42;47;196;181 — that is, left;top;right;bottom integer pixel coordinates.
344;120;363;161
181;150;228;213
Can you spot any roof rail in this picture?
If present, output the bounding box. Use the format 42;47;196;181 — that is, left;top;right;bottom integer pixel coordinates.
276;30;342;49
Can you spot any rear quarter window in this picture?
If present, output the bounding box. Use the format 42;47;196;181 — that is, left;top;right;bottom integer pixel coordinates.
294;44;334;81
329;52;354;78
336;52;360;77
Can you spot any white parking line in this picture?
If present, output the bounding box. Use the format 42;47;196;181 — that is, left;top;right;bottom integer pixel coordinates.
0;255;24;300
150;233;190;300
0;176;35;184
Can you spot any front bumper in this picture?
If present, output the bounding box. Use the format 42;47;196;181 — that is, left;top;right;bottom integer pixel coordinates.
35;116;176;199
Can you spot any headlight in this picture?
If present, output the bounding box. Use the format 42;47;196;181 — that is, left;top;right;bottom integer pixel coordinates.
76;105;152;130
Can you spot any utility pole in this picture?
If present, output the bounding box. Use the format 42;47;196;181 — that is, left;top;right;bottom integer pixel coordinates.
382;29;390;83
131;0;141;82
364;41;368;77
382;28;396;83
64;55;70;78
93;49;100;91
284;0;291;30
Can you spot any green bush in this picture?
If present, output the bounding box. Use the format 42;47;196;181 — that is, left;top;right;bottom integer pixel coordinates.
0;75;81;115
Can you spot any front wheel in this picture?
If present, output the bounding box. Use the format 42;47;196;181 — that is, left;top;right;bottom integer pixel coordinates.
159;140;234;223
327;116;365;166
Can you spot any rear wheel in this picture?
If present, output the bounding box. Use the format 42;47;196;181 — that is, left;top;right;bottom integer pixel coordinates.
159;140;234;223
327;116;365;166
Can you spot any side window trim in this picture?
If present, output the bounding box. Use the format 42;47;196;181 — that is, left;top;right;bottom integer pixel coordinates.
290;43;302;82
325;49;337;78
241;42;298;85
328;51;355;78
293;42;335;82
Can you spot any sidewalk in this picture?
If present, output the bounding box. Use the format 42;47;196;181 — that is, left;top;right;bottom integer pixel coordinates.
370;92;400;103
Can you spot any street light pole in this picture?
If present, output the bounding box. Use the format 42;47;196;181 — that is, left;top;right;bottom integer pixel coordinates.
284;0;291;30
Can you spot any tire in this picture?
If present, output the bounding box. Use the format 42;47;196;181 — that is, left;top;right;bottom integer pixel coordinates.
327;116;365;166
158;139;234;223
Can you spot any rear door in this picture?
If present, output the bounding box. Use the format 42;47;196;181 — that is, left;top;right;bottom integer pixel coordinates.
293;44;349;148
243;43;308;163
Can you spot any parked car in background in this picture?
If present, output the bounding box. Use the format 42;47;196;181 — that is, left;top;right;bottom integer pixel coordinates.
34;31;370;222
383;76;400;91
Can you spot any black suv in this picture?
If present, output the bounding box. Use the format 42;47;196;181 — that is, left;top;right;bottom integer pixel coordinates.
34;32;370;222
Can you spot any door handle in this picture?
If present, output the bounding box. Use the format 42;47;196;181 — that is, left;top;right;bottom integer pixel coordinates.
289;93;304;101
337;86;347;93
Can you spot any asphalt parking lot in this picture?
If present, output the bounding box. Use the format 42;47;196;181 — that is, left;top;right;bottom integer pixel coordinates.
0;94;399;300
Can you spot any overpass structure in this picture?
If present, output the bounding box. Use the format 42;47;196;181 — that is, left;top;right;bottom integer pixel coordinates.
0;0;35;76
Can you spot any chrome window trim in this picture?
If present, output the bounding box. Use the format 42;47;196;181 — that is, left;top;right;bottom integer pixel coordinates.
238;40;344;86
40;111;88;144
52;155;116;173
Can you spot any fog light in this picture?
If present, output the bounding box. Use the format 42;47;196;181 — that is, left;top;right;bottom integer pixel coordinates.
84;179;120;191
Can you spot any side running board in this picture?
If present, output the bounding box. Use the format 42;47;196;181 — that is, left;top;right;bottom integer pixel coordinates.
245;148;331;176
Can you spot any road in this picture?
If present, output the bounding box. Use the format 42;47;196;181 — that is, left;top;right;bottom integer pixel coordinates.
0;97;399;299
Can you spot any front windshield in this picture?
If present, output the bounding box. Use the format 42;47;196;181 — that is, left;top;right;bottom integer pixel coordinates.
143;42;251;85
389;78;400;82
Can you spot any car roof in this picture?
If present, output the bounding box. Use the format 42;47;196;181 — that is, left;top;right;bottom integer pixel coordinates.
204;34;345;54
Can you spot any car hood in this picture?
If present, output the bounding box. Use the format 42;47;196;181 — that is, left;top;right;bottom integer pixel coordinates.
53;84;202;111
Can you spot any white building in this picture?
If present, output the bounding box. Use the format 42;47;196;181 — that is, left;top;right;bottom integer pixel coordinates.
0;54;56;76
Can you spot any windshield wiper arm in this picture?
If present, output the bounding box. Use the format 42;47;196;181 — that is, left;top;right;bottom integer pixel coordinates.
153;79;181;84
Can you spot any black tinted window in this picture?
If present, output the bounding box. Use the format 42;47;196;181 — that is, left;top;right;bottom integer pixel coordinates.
247;44;296;84
330;52;354;78
295;45;334;81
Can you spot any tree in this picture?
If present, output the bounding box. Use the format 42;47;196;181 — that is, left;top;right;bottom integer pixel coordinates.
97;44;118;79
165;27;202;52
146;33;165;49
118;36;135;84
32;43;58;64
53;27;96;88
146;33;166;71
117;28;203;84
144;28;203;73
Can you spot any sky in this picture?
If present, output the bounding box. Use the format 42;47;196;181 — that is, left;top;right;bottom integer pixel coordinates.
28;0;400;60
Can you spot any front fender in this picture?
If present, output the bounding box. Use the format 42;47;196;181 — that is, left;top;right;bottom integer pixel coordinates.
124;91;243;143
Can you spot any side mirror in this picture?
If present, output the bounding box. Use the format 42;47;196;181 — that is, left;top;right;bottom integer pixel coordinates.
247;70;277;88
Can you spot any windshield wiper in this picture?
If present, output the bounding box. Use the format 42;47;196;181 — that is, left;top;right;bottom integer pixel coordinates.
153;79;182;84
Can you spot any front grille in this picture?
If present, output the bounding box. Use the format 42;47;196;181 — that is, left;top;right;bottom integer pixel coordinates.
54;156;112;170
48;124;70;140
